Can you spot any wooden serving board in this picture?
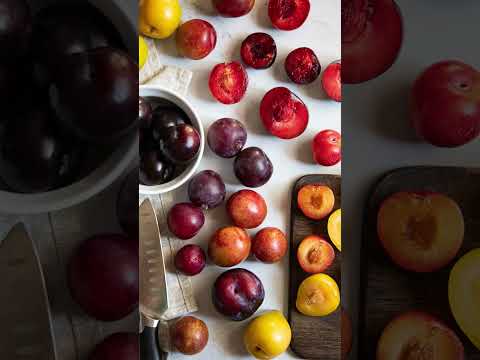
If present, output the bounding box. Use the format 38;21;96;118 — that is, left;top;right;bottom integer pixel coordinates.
360;166;480;358
289;175;341;359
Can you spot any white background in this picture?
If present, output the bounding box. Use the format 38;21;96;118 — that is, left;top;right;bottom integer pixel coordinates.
154;0;340;358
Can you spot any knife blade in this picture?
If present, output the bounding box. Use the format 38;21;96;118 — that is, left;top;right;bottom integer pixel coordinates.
140;198;169;360
0;223;57;360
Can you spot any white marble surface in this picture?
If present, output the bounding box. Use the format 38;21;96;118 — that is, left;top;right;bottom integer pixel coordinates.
155;0;341;358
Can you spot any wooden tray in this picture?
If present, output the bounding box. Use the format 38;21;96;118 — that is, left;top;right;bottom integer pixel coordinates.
288;175;341;359
360;166;480;358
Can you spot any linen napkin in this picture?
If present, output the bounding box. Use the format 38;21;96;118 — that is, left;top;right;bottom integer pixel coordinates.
140;38;198;353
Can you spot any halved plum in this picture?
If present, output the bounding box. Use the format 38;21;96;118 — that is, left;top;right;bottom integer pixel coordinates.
241;33;277;69
268;0;310;31
209;61;248;105
449;249;480;350
297;235;335;273
322;61;341;101
297;184;335;220
377;192;464;272
377;311;464;360
260;87;309;139
285;47;320;84
342;0;403;84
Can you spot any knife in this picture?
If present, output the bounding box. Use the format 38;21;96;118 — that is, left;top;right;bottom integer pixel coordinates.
0;223;57;360
140;198;169;360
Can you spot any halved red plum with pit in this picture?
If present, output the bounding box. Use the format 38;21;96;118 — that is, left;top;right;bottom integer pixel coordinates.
377;311;464;360
268;0;310;31
322;61;341;102
241;33;277;69
209;61;249;104
342;0;403;84
260;87;309;139
285;47;320;84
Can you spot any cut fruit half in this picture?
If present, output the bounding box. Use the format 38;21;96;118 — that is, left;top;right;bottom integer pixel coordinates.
377;311;464;360
449;248;480;350
240;32;277;69
297;184;335;220
260;87;309;139
268;0;311;31
377;192;464;272
328;209;341;251
296;273;340;317
297;235;335;273
209;61;248;104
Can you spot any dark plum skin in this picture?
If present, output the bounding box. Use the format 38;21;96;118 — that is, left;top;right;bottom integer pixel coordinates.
188;170;226;209
207;118;247;158
0;107;80;193
0;0;32;60
139;97;153;130
240;33;277;69
174;244;206;276
212;268;265;321
68;234;138;321
117;168;139;238
151;107;188;141
0;64;15;105
234;147;273;188
167;203;205;240
50;47;138;142
0;62;32;113
89;333;139;360
140;151;175;186
32;2;121;88
159;124;201;165
139;129;157;155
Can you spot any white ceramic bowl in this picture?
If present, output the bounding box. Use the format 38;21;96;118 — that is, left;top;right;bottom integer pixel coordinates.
139;86;204;195
0;0;137;214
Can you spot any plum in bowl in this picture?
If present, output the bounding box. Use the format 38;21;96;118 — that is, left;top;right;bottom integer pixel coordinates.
0;0;137;214
139;86;204;196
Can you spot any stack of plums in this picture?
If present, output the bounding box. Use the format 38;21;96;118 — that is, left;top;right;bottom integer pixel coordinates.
139;97;201;186
0;0;137;193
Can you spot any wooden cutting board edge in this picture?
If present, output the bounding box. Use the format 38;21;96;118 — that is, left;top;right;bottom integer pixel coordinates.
358;165;480;357
288;174;342;360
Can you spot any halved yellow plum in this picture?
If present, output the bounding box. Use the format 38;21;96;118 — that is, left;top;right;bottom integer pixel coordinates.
449;248;480;350
328;208;341;251
377;311;464;360
139;36;148;69
377;192;464;272
296;273;340;317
